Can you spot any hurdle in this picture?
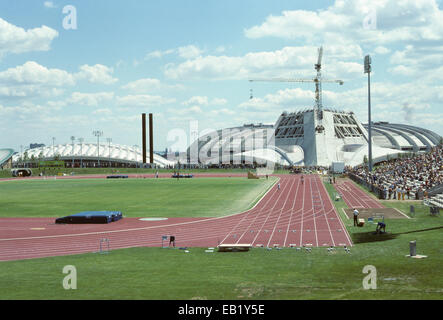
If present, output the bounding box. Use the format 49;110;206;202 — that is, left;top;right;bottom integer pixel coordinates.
161;235;168;248
99;238;110;254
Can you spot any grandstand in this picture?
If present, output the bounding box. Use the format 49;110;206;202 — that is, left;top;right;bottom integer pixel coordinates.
0;148;14;169
11;143;175;168
348;145;443;203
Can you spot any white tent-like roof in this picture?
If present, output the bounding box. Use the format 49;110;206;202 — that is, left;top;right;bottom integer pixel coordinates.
12;143;175;168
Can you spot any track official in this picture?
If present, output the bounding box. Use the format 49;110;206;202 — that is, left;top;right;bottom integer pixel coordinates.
353;208;359;226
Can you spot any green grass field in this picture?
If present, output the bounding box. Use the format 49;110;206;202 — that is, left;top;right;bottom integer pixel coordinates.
0;177;277;218
0;177;441;300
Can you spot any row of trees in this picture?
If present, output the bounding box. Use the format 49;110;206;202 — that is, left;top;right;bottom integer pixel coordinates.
15;151;61;168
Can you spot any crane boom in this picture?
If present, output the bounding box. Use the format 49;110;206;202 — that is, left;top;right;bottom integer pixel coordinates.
248;46;343;111
249;78;343;85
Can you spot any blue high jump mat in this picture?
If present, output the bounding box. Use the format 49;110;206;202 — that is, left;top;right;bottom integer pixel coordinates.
55;211;123;224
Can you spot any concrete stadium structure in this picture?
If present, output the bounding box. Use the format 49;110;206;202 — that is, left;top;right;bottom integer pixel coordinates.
0;148;14;169
187;108;442;167
11;143;175;168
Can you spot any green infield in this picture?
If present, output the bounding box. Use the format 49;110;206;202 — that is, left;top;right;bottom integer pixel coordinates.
0;177;277;218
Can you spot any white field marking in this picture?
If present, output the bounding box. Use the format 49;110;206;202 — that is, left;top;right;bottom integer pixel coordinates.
393;207;411;219
343;183;379;209
342;208;351;220
241;176;288;245
250;176;294;245
283;176;302;247
266;174;297;248
309;177;319;247
1;177;279;243
315;175;335;247
335;183;366;209
346;180;384;202
321;179;353;247
299;174;307;246
344;181;384;209
218;177;281;245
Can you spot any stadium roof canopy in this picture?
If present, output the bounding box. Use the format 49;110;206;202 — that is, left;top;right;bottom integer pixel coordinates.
0;148;14;167
12;143;175;168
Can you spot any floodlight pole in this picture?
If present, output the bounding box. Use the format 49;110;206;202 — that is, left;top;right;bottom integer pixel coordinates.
364;55;373;173
78;138;84;168
71;136;75;168
93;130;103;167
107;138;112;168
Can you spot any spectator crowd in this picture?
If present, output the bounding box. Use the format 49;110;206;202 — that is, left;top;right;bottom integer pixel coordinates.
346;145;443;200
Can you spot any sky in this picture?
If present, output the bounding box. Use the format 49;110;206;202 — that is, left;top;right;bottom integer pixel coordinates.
1;0;443;152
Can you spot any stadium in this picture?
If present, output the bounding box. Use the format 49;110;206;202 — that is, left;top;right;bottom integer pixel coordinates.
1;56;442;302
1;3;442;304
10;143;175;168
186;109;442;167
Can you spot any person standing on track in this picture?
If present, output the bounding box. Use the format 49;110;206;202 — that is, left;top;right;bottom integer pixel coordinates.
353;208;359;226
277;182;280;191
169;235;176;247
301;175;304;185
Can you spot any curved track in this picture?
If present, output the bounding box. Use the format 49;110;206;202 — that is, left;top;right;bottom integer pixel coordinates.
0;174;352;261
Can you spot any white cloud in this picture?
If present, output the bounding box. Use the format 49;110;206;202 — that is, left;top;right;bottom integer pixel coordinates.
211;108;235;116
0;61;75;86
116;94;176;107
43;1;56;8
374;46;391;54
68;92;115;107
0;18;58;58
122;78;161;92
169;105;203;116
182;96;209;106
0;62;118;99
164;45;363;80
121;78;184;93
0;61;73;98
211;98;228;106
215;46;226;53
75;64;118;85
240;88;315;112
243;0;443;45
92;108;113;115
145;49;175;60
177;45;203;59
182;96;228;108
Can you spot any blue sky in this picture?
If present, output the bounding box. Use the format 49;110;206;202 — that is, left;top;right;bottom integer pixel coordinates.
1;0;443;152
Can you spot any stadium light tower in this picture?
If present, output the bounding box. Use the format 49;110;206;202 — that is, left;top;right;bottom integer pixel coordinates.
93;130;103;167
106;138;112;168
364;55;373;173
78;138;84;168
71;136;75;168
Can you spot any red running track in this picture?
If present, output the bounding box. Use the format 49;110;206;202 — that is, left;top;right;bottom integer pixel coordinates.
334;180;384;209
0;175;352;261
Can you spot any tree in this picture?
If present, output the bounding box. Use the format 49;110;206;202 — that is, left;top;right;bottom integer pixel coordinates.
363;155;368;164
